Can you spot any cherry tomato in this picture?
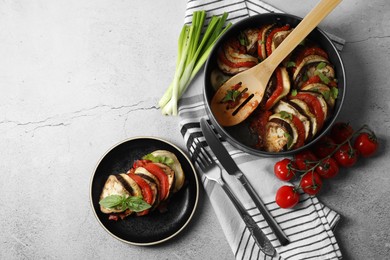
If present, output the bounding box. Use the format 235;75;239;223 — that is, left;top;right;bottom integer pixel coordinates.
294;150;318;171
300;171;323;195
274;158;297;181
313;135;337;159
333;143;358;167
330;122;353;144
354;132;379;158
275;185;300;209
315;158;339;179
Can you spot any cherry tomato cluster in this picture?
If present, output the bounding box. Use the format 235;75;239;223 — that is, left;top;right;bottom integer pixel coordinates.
274;122;379;209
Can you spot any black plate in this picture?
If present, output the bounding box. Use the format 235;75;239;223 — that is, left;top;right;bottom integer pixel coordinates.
204;13;346;157
90;137;199;245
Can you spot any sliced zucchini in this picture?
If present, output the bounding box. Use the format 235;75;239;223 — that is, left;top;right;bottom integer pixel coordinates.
151;150;185;193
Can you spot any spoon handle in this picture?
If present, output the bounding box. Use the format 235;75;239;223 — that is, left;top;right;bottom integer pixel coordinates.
263;0;342;70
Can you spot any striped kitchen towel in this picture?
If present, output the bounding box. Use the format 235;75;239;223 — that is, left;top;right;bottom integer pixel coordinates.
178;1;344;259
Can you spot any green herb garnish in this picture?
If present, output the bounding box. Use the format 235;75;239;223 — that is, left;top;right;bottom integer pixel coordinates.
291;89;298;96
238;31;249;46
316;62;327;70
142;154;174;167
284;132;293;148
331;87;339;99
280;111;293;120
315;71;330;84
99;195;151;212
286;61;296;68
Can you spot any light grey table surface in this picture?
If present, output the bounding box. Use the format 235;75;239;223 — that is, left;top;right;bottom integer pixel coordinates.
0;1;389;259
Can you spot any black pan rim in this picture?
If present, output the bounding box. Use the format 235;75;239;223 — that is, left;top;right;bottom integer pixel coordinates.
203;13;346;157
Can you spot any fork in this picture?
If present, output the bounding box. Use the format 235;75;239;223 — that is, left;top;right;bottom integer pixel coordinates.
191;137;276;256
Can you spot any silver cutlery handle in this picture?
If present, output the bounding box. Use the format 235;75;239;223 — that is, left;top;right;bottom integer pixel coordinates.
219;181;275;256
238;173;290;246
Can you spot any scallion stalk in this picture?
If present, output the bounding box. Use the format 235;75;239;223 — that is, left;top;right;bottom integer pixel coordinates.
159;10;231;115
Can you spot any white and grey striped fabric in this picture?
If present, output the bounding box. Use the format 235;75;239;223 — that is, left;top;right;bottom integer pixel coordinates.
178;1;344;259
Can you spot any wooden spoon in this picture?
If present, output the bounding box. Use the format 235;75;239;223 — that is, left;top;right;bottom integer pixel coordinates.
211;0;342;127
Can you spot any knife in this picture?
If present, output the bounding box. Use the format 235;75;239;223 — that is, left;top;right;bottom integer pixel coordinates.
200;118;290;246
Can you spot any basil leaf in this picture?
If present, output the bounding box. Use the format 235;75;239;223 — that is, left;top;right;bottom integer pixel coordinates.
99;195;124;209
124;196;152;212
142;154;174;167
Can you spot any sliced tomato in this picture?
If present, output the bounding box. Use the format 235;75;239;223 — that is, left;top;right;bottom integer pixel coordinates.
291;115;306;149
295;47;329;66
143;163;170;201
293;92;325;130
264;67;284;110
301;75;322;88
217;50;257;68
133;159;151;169
266;25;290;56
128;173;154;216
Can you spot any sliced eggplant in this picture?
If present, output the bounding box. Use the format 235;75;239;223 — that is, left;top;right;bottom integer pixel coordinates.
271;29;292;53
99;173;142;214
242;28;260;55
217;44;258;75
273;100;311;140
151;150;185;193
265;112;298;151
293;55;329;81
258;24;275;60
266;67;291;110
289;98;319;137
301;83;336;108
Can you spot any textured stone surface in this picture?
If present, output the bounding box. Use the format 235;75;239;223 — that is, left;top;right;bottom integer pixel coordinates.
0;1;389;260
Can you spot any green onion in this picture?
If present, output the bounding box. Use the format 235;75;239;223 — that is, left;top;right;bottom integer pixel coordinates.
159;11;232;115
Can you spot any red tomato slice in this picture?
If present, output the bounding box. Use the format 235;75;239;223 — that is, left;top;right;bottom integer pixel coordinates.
218;50;257;68
301;75;322;88
291;115;306;149
133;159;151;169
293;92;325;130
266;25;290;56
264;67;284;110
143;163;170;201
128;173;154;216
296;47;329;66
